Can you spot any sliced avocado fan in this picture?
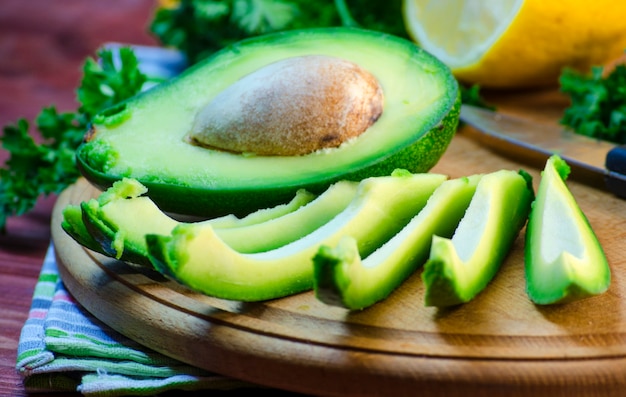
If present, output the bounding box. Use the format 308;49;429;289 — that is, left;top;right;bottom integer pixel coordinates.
525;155;611;305
146;171;447;301
64;178;317;266
422;169;534;307
313;174;482;310
62;177;358;267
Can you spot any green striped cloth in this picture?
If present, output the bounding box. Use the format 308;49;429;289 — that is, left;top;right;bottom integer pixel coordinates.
16;244;257;396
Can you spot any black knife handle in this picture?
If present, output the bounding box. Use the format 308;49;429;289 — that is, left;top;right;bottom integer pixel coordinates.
605;145;626;198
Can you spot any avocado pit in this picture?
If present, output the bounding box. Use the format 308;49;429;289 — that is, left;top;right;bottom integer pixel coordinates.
188;55;384;156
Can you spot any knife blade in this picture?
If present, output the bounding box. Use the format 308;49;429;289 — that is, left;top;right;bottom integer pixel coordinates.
459;104;626;199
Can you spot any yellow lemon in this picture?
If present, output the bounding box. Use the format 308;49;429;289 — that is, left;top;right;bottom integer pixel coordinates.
403;0;626;88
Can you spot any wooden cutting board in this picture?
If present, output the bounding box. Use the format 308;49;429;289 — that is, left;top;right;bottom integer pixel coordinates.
51;95;626;396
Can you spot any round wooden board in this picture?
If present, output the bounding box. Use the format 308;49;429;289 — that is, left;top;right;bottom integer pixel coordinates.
52;131;626;397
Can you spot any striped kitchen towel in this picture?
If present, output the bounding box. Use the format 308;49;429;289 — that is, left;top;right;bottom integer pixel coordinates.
16;244;256;396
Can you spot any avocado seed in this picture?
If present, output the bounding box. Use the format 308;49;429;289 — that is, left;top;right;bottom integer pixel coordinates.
189;55;384;156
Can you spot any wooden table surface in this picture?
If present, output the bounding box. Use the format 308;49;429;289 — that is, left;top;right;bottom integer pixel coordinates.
0;1;159;395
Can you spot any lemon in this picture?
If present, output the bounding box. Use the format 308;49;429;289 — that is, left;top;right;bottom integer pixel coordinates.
403;0;626;88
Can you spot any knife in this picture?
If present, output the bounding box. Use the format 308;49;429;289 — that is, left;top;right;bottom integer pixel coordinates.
459;104;626;199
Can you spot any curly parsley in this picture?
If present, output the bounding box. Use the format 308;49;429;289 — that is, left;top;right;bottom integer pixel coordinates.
560;63;626;144
0;47;147;232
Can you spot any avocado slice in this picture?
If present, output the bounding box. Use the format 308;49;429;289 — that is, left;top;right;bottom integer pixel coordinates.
62;177;315;263
146;171;447;301
422;170;534;307
63;177;152;265
66;177;359;267
204;189;317;229
525;155;610;305
77;27;460;218
313;174;482;310
61;204;103;253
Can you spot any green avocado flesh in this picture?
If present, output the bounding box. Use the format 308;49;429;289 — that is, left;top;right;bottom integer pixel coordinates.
313;174;481;310
76;27;460;217
422;170;534;307
146;171;447;301
63;177;358;267
525;155;610;305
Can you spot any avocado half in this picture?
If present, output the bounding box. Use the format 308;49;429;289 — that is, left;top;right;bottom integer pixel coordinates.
77;27;460;217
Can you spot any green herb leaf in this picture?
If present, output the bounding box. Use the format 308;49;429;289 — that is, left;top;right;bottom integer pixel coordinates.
460;83;493;110
0;47;147;232
560;63;626;144
231;0;300;34
78;48;147;119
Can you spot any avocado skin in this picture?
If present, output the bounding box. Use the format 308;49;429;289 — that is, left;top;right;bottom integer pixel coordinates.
76;27;460;218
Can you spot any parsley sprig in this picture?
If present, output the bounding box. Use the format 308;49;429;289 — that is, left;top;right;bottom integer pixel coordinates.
0;47;147;232
560;63;626;144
